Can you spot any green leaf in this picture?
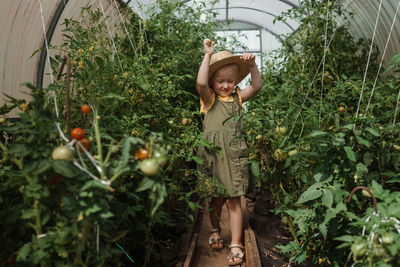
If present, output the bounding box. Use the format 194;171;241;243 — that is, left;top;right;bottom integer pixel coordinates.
191;156;204;165
136;177;155;192
356;136;371;148
17;243;32;261
84;204;102;216
365;127;380;137
319;223;327;239
149;183;167;216
297;189;322;204
334;235;354;243
322;189;333;208
51;160;78;177
105;93;126;100
250;161;260;177
100;211;113;218
307;131;327;138
343;146;356;162
363;152;374;166
32;160;50;175
188;201;196;212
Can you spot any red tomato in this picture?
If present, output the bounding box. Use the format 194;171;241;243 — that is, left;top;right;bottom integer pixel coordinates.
71;128;85;140
135;148;150;160
81;104;91;115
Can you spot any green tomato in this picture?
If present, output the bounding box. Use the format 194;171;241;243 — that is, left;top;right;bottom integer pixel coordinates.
279;126;287;134
382;234;394;244
281;216;289;225
153;150;168;167
52;146;74;162
351;242;367;258
139;159;159;176
362;189;371;198
288;149;298;156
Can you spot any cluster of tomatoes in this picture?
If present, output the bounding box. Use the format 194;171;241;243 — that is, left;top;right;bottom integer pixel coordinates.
135;147;168;176
51;104;92;163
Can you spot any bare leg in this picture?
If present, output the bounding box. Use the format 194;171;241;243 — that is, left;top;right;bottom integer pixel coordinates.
226;197;243;263
209;197;226;249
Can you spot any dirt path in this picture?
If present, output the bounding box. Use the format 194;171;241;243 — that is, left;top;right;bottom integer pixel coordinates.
191;202;246;267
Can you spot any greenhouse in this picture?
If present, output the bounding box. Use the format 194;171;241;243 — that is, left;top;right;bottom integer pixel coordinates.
1;0;400;266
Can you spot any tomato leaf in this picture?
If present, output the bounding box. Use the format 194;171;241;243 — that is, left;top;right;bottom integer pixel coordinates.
51;160;79;178
136;177;155;192
343;146;356;162
322;189;333;208
365;127;380;137
296;189;322;204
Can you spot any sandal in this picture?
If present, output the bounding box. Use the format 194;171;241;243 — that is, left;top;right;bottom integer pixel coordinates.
208;228;224;250
227;243;245;266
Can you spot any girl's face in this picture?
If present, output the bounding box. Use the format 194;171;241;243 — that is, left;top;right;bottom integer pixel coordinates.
212;64;238;97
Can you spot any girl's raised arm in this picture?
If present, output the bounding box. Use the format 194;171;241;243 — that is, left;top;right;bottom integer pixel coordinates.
238;53;262;102
196;39;214;108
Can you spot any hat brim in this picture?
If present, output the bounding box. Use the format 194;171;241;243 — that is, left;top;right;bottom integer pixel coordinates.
208;55;250;86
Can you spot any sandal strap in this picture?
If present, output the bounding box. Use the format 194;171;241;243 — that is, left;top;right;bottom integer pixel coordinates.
227;252;244;260
229;243;244;249
209;228;221;234
209;236;224;244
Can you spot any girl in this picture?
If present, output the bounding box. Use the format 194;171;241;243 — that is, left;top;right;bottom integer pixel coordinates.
196;38;262;266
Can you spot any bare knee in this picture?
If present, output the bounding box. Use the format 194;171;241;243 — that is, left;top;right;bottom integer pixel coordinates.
226;197;241;211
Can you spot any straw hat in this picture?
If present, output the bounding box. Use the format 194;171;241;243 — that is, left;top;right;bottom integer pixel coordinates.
208;51;250;85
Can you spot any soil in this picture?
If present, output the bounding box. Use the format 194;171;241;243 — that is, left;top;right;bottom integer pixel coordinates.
247;191;312;267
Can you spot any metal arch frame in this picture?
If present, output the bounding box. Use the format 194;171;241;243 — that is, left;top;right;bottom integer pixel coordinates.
180;0;298;8
37;0;126;89
37;0;69;89
207;6;296;31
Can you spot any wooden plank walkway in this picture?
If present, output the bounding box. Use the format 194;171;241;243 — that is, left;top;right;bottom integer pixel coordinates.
187;196;261;267
191;202;241;267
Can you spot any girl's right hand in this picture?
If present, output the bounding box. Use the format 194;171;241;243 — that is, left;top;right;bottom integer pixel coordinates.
203;38;215;55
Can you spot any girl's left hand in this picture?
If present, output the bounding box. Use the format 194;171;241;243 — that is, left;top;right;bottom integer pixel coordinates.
240;53;256;67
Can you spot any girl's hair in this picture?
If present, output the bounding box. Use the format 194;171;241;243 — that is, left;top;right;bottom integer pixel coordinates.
208;63;239;89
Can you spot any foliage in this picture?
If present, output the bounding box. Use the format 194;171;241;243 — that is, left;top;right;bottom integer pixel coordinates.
244;0;400;265
0;1;231;266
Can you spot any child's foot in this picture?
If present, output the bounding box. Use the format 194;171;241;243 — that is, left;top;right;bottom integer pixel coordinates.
208;229;224;250
227;244;244;266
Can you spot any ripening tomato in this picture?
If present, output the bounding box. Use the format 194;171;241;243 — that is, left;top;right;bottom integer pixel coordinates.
181;117;190;126
139;159;159;176
71;128;85;140
135;148;150;160
338;106;345;113
78;138;90;152
52;146;74;162
81;104;91;115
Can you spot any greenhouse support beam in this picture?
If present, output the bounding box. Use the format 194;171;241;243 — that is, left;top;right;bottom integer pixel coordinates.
37;0;69;89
